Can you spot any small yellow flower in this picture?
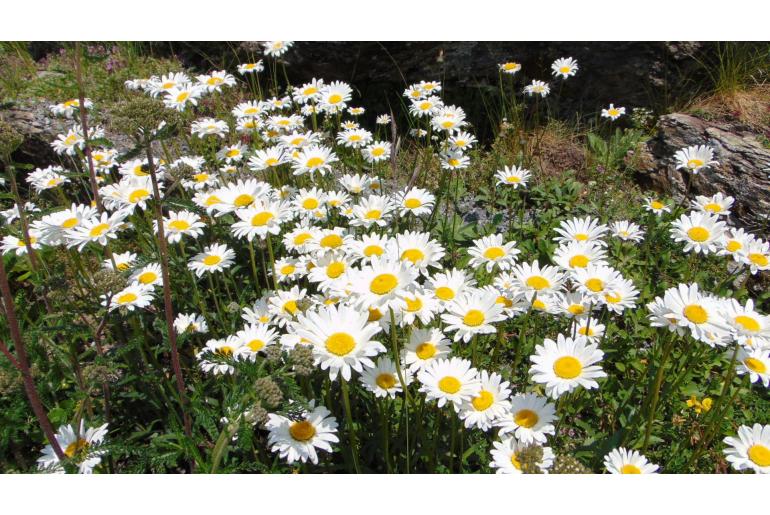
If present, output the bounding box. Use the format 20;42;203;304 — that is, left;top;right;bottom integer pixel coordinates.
686;395;712;414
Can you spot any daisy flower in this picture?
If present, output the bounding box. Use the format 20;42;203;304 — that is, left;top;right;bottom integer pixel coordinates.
349;194;394;229
570;317;606;343
459;371;512;431
163;85;202;111
263;41;294;58
427;268;475;303
158;210;205;244
129;263;163;288
336;128;372;149
37;421;109;474
643;197;671;216
188;243;236;277
103;251;137;272
409;96;443;117
67;211;126;251
529;333;606;399
51;127;85;155
191;117;229;138
431;105;466;132
376;114;392;125
273;257;305;283
362;141;392;163
233;323;279;361
306;252;353;293
418;357;481;411
292;145;338;177
554;216;609;246
467;234;520;272
610;220;645;242
318;81;353;113
670;211;727;254
552;57;579;79
601;277;640;314
344;233;392;263
359;355;412;398
403;328;452;372
197;338;237;375
497;393;557;444
603;447;659;474
675;145;718;174
174;313;208;334
399;287;440;327
509;260;566;298
721;298;770;348
294;304;385;381
440;150;470;170
723;423;770;473
448;131;477;151
601;104;625;121
691;192;734;217
103;282;154;312
524;80;550;97
719;228;754;261
654;283;729;345
441;290;506;343
393;230;446;275
553;241;608;272
495;165;532;188
742;239;770;274
490;438;554;474
736;347;770;387
231;200;288;241
266;401;338;466
399;187;435;217
348;256;418;312
1;232;42;256
50;98;93;118
237;61;264;74
499;62;522;74
571;263;624;300
196;70;236;92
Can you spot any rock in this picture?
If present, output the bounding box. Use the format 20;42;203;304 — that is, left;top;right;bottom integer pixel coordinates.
639;113;770;229
0;99;136;169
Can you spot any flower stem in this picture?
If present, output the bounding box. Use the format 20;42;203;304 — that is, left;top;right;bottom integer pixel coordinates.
641;331;677;451
340;377;361;473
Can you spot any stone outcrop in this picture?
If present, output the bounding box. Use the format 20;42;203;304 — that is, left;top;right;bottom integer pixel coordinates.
639;113;770;229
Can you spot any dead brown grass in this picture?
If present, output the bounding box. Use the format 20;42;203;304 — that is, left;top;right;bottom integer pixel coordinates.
687;84;770;131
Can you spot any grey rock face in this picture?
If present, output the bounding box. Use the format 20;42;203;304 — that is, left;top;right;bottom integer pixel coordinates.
640;113;770;230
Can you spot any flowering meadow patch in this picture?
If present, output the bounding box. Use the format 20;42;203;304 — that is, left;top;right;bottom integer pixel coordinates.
1;43;768;475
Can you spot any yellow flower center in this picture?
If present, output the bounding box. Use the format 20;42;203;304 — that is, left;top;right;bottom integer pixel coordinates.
448;158;460;167
747;444;770;467
176;92;190;102
138;271;157;284
116;262;130;271
234;194;254;207
89;223;110;237
435;286;455;301
471;390;495;411
401;248;425;264
744;357;767;374
574;233;589;241
605;293;622;304
483;246;505;260
405;296;423;312
327;94;343;104
683;304;708;324
585;278;604;292
203;255;222;266
569;254;589;268
370;273;398;295
306;156;324;168
568;304;585;315
526;275;550;291
363;245;383;257
64;438;89;458
514;409;539;428
726;240;742;252
621;464;641;474
438;376;461;394
326;261;346;279
129;188;150;203
502;62;519;70
293;232;312;245
325;332;356;356
749;253;769;267
289;420;316;442
280;264;296;275
376;373;397;390
169;220;191;231
368;307;383;322
365;209;382;220
404;198;422;209
226;149;240;158
553;356;582;379
283;300;298;315
205;195;222;206
416;342;436;360
251;212;274;226
64;134;78;146
650;201;664;210
578;326;595;337
687;158;704;169
704;203;722;213
735;315;760;332
371;147;385;157
61;217;79;229
687;226;710;242
506;176;521;183
320;234;343;248
247;339;265;352
463;309;485;327
117;292;138;304
608;108;620;117
511;453;522;470
559;66;571;73
532;298;547;310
